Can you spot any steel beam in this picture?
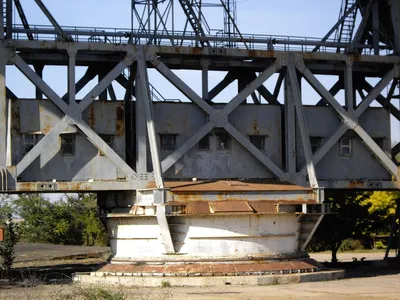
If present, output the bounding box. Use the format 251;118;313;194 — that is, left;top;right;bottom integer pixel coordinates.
353;125;398;177
356;69;395;117
361;79;400;121
34;0;73;42
284;69;296;174
299;124;348;176
34;64;44;99
0;49;6;166
287;60;318;187
316;79;343;106
273;71;285;100
137;48;164;188
78;53;136;112
14;54;70;114
76;121;139;180
208;71;236;101
223;59;282;115
161;122;214;173
224;122;285;179
62;67;97;100
151;55;214;116
67;49;77;106
345;59;355;111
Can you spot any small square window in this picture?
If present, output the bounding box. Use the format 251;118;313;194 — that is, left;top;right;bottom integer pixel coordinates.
197;135;211;150
216;133;231;150
160;134;177;151
22;134;43;155
250;135;265;150
310;137;322;153
339;137;352;157
60;134;76;156
99;134;114;156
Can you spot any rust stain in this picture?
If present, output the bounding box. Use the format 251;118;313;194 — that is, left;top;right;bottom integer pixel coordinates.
42;123;53;135
96;260;322;276
347;180;364;189
115;104;125;136
210;201;254;213
252;119;259;135
146;180;312;192
88;104;95;129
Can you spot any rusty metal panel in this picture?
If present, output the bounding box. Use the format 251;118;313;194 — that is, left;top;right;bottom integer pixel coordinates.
248;201;276;213
209;201;254;213
186;201;210;214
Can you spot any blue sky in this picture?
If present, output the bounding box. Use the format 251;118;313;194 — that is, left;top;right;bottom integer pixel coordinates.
6;0;400;142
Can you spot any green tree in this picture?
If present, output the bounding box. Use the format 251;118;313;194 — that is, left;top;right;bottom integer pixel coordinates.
0;214;20;272
14;193;108;246
309;191;375;263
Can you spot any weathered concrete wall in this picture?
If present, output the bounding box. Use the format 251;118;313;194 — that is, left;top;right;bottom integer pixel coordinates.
108;214;299;259
155;103;391;181
296;106;391;180
11;100;391;182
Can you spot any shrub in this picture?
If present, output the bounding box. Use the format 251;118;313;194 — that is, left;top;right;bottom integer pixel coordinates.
338;239;364;252
0;214;20;272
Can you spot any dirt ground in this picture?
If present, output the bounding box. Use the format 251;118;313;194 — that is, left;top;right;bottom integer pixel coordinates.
0;244;399;299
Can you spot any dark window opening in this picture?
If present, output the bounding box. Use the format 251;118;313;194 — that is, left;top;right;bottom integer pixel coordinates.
310;137;322;153
99;134;114;156
250;135;265;150
22;134;43;155
339;137;352;157
60;133;76;156
160;134;177;151
216;133;231;150
197;135;211;150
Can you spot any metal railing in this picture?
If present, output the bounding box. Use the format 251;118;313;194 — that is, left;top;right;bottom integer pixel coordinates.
10;24;385;55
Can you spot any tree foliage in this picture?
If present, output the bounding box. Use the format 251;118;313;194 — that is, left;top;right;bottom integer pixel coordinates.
309;190;400;262
0;214;20;272
15;193;108;246
308;191;375;263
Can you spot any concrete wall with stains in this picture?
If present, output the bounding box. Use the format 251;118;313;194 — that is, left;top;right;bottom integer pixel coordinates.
154;103;391;181
154;103;281;179
296;106;391;180
12;100;126;182
11;100;391;183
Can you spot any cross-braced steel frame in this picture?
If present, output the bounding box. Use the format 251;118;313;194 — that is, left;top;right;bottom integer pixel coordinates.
0;0;400;193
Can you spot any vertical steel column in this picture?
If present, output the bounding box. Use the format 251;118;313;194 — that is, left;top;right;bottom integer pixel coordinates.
372;1;380;55
0;0;4;40
98;71;108;101
5;0;11;39
389;0;400;54
67;49;77;106
345;58;355;111
135;74;147;173
137;48;164;189
284;69;296;174
34;65;44;100
0;46;6;167
201;59;209;102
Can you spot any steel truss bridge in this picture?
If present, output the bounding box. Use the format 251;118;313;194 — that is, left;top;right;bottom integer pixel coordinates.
0;0;400;193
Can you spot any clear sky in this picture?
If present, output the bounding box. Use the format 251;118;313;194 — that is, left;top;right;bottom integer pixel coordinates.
5;0;400;140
